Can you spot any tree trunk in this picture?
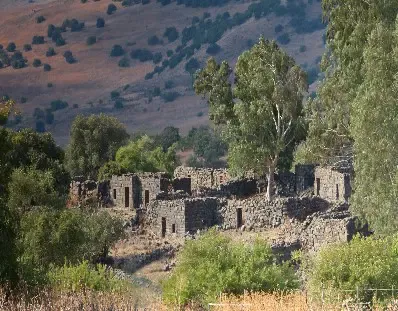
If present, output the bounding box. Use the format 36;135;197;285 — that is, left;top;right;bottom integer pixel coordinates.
267;163;275;201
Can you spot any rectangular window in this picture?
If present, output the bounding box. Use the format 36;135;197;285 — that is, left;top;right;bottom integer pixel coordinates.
237;208;243;228
113;189;117;200
162;217;166;237
336;184;339;200
172;224;176;233
125;187;129;208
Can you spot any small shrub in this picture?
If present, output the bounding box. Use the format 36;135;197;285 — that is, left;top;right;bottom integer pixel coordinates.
275;24;284;33
45;110;54;124
148;35;161;46
206;43;221;55
111;91;120;99
35;120;46;133
185;57;199;74
114;100;123;109
166;50;173;57
43;64;51;72
6;42;16;52
47;24;56;37
299;45;307;53
162;230;298;306
96;18;105;28
50;99;69;111
192;16;200;24
86;36;97;45
123;84;130;91
55;37;66;47
153;87;161;97
153;52;162;64
81;0;88;3
47;82;53;88
10;51;27;69
142;0;150;4
63;51;76;64
196;111;204;117
118;57;129;67
48;261;131;293
21;97;27;104
32;35;45;45
73;104;79;109
46;47;56;57
277;33;290;45
130;49;153;62
144;72;154;80
164;80;173;89
107;3;117;15
110;45;124;57
32;58;42;67
163;27;179;43
23;44;32;52
161;91;179;102
70;19;85;32
36;16;46;23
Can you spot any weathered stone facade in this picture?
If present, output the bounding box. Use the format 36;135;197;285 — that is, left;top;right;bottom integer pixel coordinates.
145;197;220;236
110;173;170;209
173;166;231;193
68;177;110;208
314;166;352;202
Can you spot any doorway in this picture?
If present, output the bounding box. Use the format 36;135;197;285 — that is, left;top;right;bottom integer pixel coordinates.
125;187;129;208
145;190;150;206
237;208;243;228
113;189;117;200
336;184;340;200
161;217;166;237
316;178;320;196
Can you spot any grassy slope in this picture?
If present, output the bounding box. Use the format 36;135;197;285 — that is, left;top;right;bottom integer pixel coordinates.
0;0;324;145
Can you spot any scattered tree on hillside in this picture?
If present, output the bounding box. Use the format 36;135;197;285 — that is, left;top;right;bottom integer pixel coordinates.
96;17;105;28
195;38;307;199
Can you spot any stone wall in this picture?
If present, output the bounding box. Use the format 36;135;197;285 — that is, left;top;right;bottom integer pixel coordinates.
173;166;230;193
145;199;186;236
145;197;221;236
314;166;352;202
110;172;170;209
218;195;330;230
68;177;110;208
295;164;316;193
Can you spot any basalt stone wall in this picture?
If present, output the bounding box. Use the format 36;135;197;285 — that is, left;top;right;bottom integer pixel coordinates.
184;198;222;233
110;174;139;209
69;178;109;207
275;172;296;197
218;196;330;230
146;199;186;236
315;167;352;202
110;173;170;209
279;211;366;252
173;166;230;192
295;164;316;193
136;172;171;206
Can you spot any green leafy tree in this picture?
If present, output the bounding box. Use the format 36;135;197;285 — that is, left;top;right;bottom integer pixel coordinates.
195;38;307;199
115;135;178;174
8;168;63;215
154;126;181;151
66;114;129;179
98;161;126;181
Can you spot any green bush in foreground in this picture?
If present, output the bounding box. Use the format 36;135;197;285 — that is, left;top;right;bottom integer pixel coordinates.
48;261;131;293
162;230;298;306
307;235;398;303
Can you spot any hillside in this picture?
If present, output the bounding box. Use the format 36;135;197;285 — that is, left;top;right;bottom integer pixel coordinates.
0;0;325;145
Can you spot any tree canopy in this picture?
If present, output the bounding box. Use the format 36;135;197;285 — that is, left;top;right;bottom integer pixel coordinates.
66;114;129;179
195;38;307;198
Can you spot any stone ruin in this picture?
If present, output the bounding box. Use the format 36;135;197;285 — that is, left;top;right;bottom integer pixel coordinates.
69;164;365;253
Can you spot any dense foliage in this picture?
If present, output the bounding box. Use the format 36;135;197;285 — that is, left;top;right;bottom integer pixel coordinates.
195;38;307;198
66;114;129;179
162;230;298;306
307;235;398;303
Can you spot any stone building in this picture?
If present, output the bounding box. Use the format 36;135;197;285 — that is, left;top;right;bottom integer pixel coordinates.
110;172;170;209
173;166;231;194
314;166;352;202
145;197;220;236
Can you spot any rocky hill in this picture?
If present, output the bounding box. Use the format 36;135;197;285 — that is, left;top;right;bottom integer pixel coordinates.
0;0;325;145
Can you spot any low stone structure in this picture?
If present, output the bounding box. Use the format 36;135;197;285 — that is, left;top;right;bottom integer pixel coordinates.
145;197;220;236
110;172;170;209
68;177;109;208
314;166;352;202
173;166;231;193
